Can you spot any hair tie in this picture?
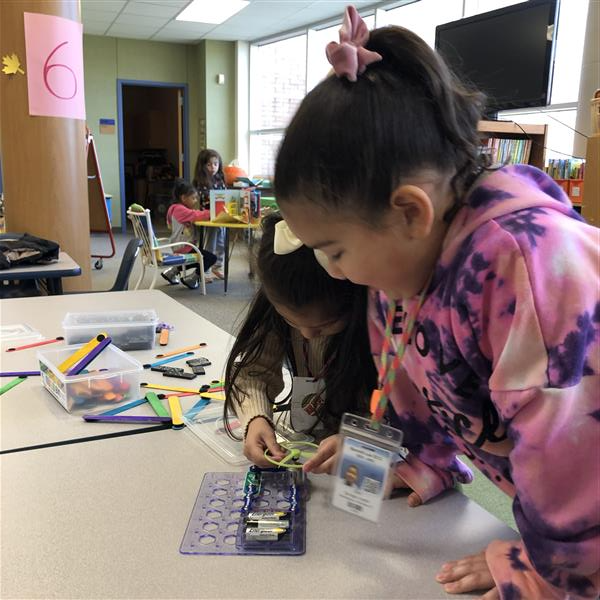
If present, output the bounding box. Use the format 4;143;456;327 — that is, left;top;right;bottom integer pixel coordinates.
326;5;382;82
273;220;331;271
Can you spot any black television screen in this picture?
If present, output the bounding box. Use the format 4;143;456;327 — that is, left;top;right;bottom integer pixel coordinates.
435;0;559;113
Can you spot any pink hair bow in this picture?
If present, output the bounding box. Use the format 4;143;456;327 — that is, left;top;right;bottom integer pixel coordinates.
326;5;382;82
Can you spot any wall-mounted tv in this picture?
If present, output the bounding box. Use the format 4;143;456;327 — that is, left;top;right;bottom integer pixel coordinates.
435;0;559;114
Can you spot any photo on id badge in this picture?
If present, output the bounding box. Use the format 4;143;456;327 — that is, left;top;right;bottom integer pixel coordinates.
332;436;389;522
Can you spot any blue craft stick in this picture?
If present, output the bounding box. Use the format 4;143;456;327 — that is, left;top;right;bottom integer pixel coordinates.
67;337;112;376
183;398;211;419
0;371;41;377
143;352;194;369
98;397;148;416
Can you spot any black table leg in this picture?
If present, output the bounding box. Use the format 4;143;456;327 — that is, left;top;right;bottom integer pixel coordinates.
47;277;63;295
224;228;230;295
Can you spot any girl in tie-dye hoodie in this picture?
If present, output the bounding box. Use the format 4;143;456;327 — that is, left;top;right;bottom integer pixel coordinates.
274;10;599;599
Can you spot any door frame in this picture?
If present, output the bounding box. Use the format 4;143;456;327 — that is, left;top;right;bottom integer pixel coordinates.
116;79;190;233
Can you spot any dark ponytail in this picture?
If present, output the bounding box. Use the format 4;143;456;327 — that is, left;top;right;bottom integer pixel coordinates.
275;25;488;222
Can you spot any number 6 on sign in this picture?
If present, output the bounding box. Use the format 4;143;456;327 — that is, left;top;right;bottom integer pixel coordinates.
24;12;85;120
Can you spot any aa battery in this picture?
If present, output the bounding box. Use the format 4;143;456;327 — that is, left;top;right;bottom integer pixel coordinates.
244;527;286;541
246;519;290;529
246;511;288;520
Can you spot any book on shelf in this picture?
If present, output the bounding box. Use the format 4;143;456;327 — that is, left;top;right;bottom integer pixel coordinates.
481;138;532;165
545;159;585;180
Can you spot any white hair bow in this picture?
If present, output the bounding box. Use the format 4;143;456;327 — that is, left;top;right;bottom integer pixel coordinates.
273;220;330;270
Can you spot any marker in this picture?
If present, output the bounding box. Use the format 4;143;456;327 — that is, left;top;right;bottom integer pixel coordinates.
145;391;170;417
155;343;207;359
83;414;172;424
0;376;27;395
167;395;184;429
66;336;112;376
0;371;40;377
6;336;64;353
143;352;194;369
158;328;170;346
98;397;148;416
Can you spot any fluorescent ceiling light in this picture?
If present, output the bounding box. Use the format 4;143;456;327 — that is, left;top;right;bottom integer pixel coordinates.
176;0;249;24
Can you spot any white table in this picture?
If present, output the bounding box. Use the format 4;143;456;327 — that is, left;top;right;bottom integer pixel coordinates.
1;428;518;599
0;251;81;294
0;290;235;452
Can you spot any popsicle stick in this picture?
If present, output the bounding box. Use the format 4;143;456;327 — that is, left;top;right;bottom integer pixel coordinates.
155;342;206;359
58;333;107;373
167;395;184;429
145;392;170;417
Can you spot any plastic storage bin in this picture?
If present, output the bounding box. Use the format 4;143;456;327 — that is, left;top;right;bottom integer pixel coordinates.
62;309;159;350
38;344;143;412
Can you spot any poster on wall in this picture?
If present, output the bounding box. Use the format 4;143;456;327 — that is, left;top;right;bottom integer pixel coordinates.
23;12;86;120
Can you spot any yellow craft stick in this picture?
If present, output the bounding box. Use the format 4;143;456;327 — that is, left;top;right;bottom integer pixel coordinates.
58;333;108;373
200;391;225;401
167;395;184;429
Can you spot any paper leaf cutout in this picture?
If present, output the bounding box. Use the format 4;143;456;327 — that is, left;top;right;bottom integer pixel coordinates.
2;53;25;75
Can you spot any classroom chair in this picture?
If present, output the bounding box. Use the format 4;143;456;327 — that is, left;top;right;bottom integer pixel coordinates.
127;208;206;295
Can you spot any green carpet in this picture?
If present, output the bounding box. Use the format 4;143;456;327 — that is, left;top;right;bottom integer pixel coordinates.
457;457;517;531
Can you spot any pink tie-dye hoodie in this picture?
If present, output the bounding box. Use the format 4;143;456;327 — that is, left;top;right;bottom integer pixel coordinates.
368;165;599;599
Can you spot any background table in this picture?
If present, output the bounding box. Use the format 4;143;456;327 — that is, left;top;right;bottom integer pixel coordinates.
1;428;518;599
0;251;81;294
194;220;261;293
0;289;234;453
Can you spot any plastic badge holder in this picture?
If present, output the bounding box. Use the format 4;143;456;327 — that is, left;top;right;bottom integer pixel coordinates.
0;324;43;343
38;343;143;412
62;309;159;350
180;468;306;556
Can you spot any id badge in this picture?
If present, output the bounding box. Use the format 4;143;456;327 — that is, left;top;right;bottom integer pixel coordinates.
290;376;325;432
332;413;403;522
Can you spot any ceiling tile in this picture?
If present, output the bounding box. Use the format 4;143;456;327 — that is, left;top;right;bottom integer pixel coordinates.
122;1;184;18
83;23;111;35
106;23;162;37
113;13;168;26
81;0;127;14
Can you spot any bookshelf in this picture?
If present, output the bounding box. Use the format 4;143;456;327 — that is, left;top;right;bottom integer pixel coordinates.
477;120;547;169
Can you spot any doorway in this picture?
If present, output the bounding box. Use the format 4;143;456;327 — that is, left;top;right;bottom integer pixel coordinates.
117;80;189;232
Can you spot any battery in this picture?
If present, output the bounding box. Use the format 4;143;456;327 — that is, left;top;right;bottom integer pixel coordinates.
246;511;288;520
244;527;286;541
245;519;290;529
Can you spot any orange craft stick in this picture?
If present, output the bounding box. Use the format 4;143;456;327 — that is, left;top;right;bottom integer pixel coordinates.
159;328;169;346
155;342;206;358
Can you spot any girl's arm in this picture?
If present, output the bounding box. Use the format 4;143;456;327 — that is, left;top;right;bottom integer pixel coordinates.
368;291;473;504
457;217;599;599
170;203;210;224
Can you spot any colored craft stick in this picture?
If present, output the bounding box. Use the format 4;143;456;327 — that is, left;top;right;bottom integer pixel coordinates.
167;395;184;429
0;376;27;395
145;392;170;417
66;336;112;376
83;414;172;424
158;392;198;398
143;352;194;369
155;343;207;359
200;392;225;401
159;328;170;346
184;398;211;419
141;383;201;394
58;333;107;373
0;371;40;377
6;336;64;353
98;397;148;416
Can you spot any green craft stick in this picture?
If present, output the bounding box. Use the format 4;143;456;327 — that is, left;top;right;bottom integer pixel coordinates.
0;376;27;396
145;391;170;417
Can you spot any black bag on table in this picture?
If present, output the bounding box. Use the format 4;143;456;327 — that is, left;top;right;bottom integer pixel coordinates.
0;233;60;270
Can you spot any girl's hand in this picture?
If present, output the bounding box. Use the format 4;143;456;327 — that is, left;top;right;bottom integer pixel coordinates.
435;550;497;598
302;434;340;474
386;472;422;507
244;417;286;467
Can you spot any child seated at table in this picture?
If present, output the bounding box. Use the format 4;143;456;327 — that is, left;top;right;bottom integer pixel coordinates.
161;179;217;290
223;212;377;466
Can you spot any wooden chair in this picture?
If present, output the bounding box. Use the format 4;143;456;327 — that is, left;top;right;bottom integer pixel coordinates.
127;209;206;294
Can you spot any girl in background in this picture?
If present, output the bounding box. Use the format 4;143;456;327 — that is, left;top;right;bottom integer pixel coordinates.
161;179;216;289
193;149;226;283
275;7;599;599
224;212;377;466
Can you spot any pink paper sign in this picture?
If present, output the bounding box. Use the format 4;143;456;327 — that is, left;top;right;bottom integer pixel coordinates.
24;12;85;120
